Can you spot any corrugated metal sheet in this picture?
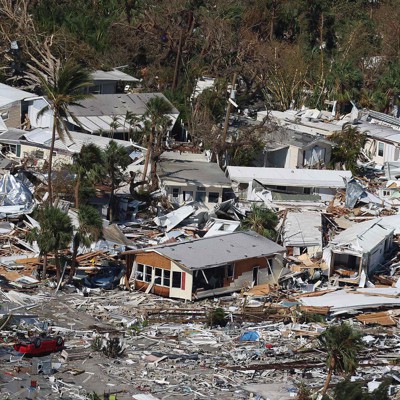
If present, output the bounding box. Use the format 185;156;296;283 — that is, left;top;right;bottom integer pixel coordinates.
227;166;352;188
283;212;322;247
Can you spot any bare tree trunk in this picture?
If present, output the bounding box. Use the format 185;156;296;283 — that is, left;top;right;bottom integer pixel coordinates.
74;175;80;208
69;234;79;280
172;30;183;90
47;113;57;205
55;251;61;284
43;253;47;279
322;360;335;395
109;169;115;222
142;127;154;186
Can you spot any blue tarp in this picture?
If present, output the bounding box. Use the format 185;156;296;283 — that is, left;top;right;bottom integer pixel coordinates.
240;331;260;341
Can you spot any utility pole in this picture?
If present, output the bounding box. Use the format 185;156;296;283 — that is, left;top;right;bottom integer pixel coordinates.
222;72;238;145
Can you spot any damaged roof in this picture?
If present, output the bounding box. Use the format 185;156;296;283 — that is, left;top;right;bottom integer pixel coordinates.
0;83;33;107
159;158;231;187
68;93;178;117
329;218;394;253
282;212;322;248
126;230;285;270
226;166;352;188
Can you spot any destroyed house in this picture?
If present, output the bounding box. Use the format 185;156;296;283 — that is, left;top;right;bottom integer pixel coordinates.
0;83;34;131
85;69;140;94
124;231;285;300
325;218;395;281
26;93;179;139
226;166;352;201
263;130;333;169
158;153;233;206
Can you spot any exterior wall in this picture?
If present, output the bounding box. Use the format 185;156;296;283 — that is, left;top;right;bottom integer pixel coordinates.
169;262;192;300
164;183;226;205
287;145;301;168
28;99;53;129
20;143;72;165
234;257;268;279
136;252;171;270
0;101;22;129
132;252;193;300
365;138;400;164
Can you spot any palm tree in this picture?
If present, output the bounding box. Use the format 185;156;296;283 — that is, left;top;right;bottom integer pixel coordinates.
69;205;103;279
141;97;173;188
241;204;278;240
104;140;131;222
26;58;92;204
27;225;53;281
34;207;73;284
329;123;368;174
318;323;364;395
72;144;104;208
109;115;121;138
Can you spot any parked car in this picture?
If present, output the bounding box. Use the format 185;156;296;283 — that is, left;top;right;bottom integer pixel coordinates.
14;335;64;356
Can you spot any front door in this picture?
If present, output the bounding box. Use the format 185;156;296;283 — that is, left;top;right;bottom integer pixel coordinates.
252;267;259;286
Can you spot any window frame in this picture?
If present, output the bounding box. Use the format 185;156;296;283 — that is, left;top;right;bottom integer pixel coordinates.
378;142;384;157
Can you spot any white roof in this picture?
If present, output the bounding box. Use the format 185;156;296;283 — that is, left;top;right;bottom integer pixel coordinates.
226;167;352;188
330;217;394;254
299;288;400;313
0;83;33;107
90;69;140;82
24;128;132;153
283;212;322;247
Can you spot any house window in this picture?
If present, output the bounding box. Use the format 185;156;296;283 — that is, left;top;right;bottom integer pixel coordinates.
208;192;219;203
35;150;44;159
183;191;193;201
0;111;9;121
304;188;311;195
383;190;391;197
163;270;171;287
378;142;384;157
227;264;234;279
195;186;206;202
136;264;144;281
172;271;182;288
276;186;287;191
144;265;153;283
155;268;162;285
172;187;180;198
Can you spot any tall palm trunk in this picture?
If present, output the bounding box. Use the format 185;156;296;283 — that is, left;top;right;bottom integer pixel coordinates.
109;169;115;222
69;234;79;279
55;251;61;284
48;113;57;204
43;253;48;279
322;359;335;395
142;126;154;184
74;175;81;208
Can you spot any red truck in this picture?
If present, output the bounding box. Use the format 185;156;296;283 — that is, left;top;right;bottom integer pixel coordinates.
14;335;64;356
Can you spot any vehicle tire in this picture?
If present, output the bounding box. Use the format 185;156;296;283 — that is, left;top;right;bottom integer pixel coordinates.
34;338;41;348
56;336;63;346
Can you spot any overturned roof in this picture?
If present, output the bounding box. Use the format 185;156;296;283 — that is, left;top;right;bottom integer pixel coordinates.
126;231;285;270
0;83;33;107
159;158;231;187
226;166;352;188
283;212;322;248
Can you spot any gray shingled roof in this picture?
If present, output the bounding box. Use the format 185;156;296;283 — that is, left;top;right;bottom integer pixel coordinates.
136;231;285;270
